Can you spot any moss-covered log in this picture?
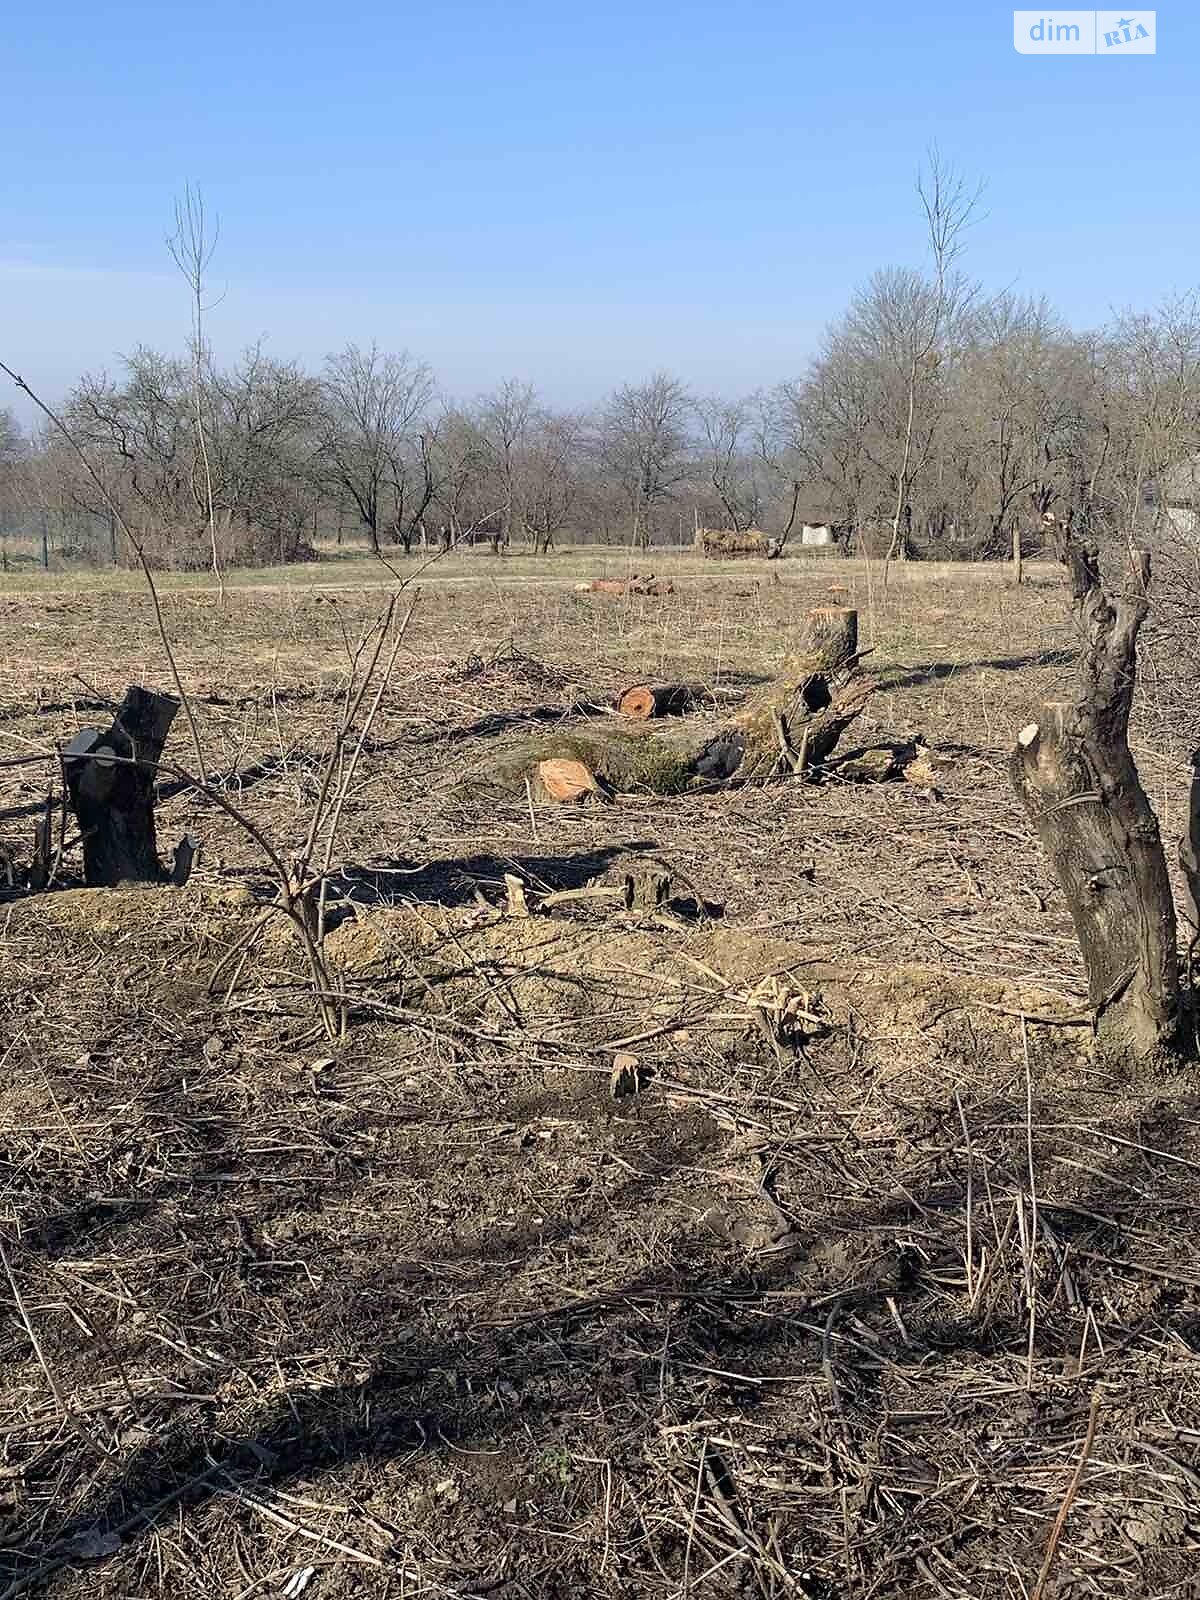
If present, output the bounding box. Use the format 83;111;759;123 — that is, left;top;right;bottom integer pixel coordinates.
476;606;873;800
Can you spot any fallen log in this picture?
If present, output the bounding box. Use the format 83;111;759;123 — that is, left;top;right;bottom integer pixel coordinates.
64;685;180;886
616;683;709;720
478;606;874;800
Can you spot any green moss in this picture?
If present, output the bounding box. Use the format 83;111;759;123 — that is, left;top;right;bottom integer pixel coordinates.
477;726;703;797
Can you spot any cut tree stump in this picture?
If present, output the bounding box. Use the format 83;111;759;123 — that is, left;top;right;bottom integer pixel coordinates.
1011;544;1179;1060
623;867;672;915
476;606;874;800
535;758;599;803
616;683;708;720
64;685;181;887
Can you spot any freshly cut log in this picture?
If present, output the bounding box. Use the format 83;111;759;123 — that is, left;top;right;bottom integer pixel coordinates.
1011;543;1178;1060
616;683;708;720
476;606;873;800
64;685;180;886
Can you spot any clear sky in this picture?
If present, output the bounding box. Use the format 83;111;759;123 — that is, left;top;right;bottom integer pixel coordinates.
2;2;1196;422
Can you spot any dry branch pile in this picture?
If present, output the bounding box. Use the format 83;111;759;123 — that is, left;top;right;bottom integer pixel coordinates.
9;883;1199;1599
8;564;1200;1598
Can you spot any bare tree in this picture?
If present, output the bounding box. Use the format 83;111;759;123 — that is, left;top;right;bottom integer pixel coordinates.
758;381;852;545
885;148;983;562
431;405;492;545
1098;293;1200;537
478;380;535;549
206;345;323;564
695;394;768;532
519;408;588;554
0;407;26;570
167;185;223;596
385;419;438;554
319;344;434;553
600;373;692;548
0;406;20;462
951;295;1093;552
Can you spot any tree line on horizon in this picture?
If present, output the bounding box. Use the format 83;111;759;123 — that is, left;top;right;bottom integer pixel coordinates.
2;276;1199;571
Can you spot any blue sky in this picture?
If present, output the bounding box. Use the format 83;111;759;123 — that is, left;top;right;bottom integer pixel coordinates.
2;2;1196;421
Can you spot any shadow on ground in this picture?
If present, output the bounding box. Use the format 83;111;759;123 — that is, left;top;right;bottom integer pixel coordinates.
880;647;1074;694
4;977;1200;1598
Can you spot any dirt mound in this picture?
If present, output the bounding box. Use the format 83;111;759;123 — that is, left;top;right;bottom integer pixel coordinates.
322;901;1084;1086
2;886;1083;1071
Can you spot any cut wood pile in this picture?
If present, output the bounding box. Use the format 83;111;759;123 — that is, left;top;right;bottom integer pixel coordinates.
574;573;675;596
697;527;781;559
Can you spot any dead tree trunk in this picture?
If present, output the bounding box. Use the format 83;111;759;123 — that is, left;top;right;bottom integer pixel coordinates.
64;685;180;886
1011;543;1179;1060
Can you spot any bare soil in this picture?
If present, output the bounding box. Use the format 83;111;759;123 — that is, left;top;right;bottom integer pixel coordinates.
2;560;1200;1599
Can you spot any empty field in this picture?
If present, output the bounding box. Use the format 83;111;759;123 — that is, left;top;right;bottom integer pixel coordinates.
1;558;1199;1599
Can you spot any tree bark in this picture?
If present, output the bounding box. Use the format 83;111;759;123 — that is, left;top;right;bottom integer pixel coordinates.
64;685;180;886
1010;545;1178;1060
1178;749;1200;948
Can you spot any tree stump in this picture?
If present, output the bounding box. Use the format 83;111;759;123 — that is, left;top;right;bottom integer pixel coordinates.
64;686;181;886
1010;545;1178;1059
535;758;599;802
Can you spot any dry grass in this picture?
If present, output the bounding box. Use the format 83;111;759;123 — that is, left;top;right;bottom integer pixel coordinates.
2;558;1200;1599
